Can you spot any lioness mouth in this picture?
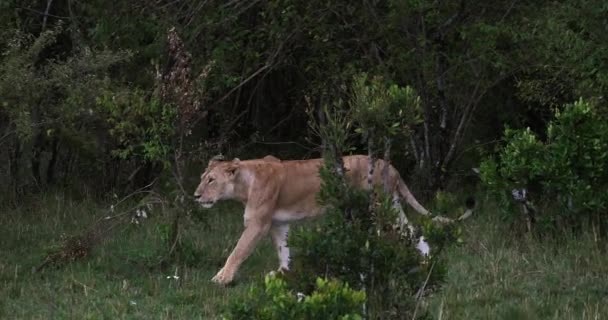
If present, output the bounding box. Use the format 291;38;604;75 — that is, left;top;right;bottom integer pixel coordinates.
200;201;215;208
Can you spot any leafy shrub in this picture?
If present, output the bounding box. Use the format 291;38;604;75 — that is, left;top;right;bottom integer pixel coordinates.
284;74;450;319
480;99;608;232
286;165;444;319
96;89;177;166
223;274;365;320
350;73;422;145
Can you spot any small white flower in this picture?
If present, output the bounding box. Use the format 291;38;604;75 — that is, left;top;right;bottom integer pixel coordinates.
416;236;431;256
167;267;179;280
129;300;137;306
359;272;366;282
511;188;527;202
297;292;306;302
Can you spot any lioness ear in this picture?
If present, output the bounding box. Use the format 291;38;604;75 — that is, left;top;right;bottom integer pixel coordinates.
226;164;239;176
208;154;225;167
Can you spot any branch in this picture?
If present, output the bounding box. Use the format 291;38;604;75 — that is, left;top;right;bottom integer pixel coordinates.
443;68;519;168
499;0;519;23
434;0;466;40
412;259;437;320
409;135;422;168
191;31;295;128
382;137;391;193
17;6;69;20
442;81;480;168
41;0;54;31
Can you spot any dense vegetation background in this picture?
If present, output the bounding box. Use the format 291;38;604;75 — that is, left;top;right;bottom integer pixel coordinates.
2;0;608;318
3;0;607;200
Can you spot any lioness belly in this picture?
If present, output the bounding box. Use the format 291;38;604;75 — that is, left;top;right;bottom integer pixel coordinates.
272;209;313;222
272;206;322;223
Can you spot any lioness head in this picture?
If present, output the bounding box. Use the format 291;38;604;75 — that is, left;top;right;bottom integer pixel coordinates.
194;157;240;208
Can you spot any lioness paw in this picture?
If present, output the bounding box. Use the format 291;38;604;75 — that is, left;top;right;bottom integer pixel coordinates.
211;269;233;285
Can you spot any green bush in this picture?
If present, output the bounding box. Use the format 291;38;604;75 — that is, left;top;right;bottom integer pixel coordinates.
96;88;177;166
480;99;608;232
223;274;365;320
282;74;450;319
286;165;443;319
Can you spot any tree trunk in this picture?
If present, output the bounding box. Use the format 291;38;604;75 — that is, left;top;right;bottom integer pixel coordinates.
381;137;391;193
46;137;59;184
31;132;44;186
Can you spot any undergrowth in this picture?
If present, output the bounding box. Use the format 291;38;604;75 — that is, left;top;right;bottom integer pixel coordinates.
1;193;606;319
428;201;608;320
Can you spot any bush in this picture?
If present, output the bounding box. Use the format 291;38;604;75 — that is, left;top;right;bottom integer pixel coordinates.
480;99;608;233
96;88;177;166
281;75;451;319
286;165;445;319
223;274;365;320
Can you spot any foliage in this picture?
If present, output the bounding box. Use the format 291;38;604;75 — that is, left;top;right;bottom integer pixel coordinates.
480;99;608;231
2;194;606;319
350;73;421;155
0;28;130;142
288;165;442;319
290;73;455;318
5;0;608;199
0;27;133;197
223;274;365;320
306;100;355;171
515;0;608;108
96;89;178;166
351;74;421;137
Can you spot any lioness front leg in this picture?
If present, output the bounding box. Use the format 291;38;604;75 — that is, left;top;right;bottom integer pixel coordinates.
270;223;290;273
212;220;271;285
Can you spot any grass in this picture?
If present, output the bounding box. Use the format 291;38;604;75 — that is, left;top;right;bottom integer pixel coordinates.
428;202;608;319
0;193;276;319
2;193;607;319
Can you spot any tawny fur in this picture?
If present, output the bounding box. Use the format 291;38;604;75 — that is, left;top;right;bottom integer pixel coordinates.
194;155;433;285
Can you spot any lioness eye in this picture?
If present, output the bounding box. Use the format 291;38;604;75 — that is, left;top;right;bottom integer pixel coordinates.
208;177;215;184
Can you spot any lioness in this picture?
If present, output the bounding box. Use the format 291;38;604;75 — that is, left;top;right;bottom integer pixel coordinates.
194;155;457;285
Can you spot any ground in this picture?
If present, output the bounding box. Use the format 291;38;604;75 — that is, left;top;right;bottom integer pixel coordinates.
1;194;607;319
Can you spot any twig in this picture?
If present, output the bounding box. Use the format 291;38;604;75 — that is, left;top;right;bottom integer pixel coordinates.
16;6;69;19
111;179;158;208
41;0;54;31
412;259;437;320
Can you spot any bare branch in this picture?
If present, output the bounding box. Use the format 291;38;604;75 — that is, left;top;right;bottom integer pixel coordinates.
41;0;54;31
434;0;467;39
443;81;480;168
17;6;69;19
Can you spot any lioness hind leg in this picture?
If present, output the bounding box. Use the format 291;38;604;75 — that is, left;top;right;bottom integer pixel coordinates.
393;193;416;237
392;193;432;256
270;223;290;272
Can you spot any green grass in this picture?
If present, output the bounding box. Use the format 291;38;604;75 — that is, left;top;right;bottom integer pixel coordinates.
2;194;607;319
428;204;608;319
0;194;276;319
